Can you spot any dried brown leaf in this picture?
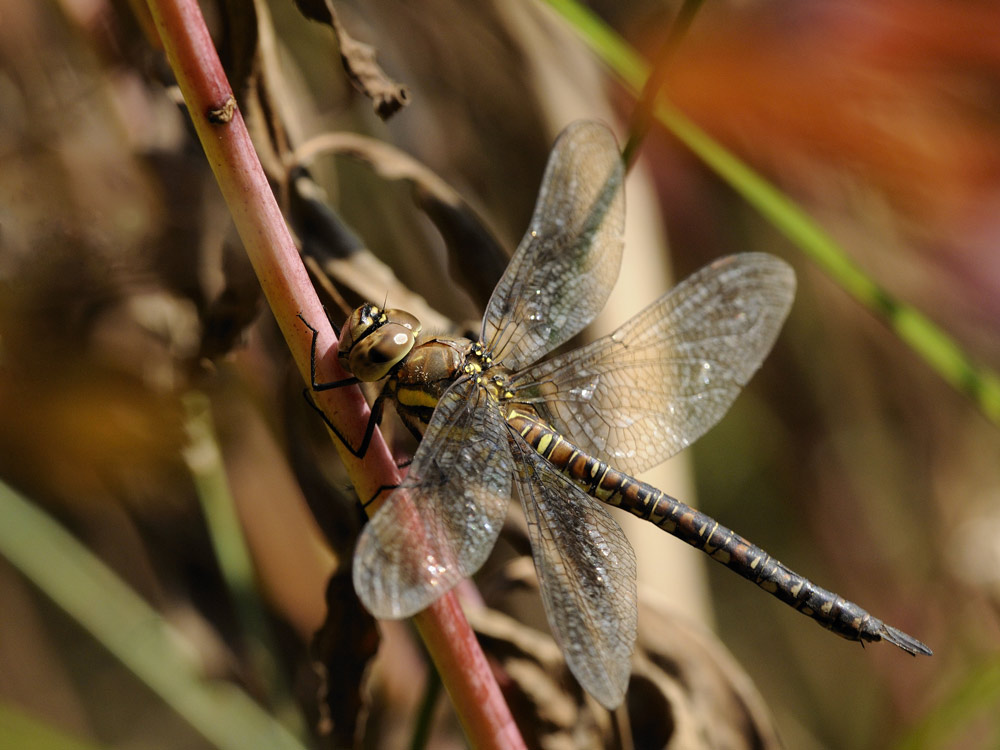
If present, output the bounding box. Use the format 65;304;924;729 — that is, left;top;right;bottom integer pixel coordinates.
311;569;380;748
471;558;781;750
469;605;610;750
291;0;410;120
217;0;259;99
293;132;509;309
288;170;456;333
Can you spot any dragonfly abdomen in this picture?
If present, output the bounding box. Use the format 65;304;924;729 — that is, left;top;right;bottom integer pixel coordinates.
509;409;931;655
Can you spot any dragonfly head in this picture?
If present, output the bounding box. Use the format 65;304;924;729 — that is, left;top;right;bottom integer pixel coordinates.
338;303;422;381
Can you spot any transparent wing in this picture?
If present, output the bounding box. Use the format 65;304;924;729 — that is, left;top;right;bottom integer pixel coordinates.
481;120;625;370
509;431;637;710
353;379;514;619
508;253;796;476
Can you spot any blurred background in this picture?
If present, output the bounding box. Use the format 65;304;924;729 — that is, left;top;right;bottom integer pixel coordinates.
1;0;999;747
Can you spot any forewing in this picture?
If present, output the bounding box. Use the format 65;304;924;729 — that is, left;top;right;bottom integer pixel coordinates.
509;431;637;709
508;253;796;476
353;379;514;619
481;121;625;370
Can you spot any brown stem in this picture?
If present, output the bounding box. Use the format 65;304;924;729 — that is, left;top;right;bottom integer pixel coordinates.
144;0;523;746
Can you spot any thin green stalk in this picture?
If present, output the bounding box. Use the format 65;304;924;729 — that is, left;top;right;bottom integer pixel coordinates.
182;392;304;736
410;667;443;750
0;480;308;750
622;0;705;168
547;0;1000;426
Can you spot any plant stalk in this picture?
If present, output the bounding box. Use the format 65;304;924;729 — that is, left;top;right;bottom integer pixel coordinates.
144;0;524;745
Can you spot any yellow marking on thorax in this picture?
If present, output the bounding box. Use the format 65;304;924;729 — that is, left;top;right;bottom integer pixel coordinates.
395;386;440;409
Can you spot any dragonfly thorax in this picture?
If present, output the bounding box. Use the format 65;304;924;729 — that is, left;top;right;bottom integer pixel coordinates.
461;341;516;400
338;303;422;382
462;341;493;375
392;335;473;438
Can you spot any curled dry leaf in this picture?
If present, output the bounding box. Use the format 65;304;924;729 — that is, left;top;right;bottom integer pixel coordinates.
311;568;380;747
469;558;780;750
291;0;409;120
630;597;781;750
467;605;610;748
293;131;509;309
288;169;456;334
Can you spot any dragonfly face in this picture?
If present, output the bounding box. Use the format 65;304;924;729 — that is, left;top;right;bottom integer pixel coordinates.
312;120;930;711
337;303;421;382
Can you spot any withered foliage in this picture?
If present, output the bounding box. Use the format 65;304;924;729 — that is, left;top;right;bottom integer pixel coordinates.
2;1;998;748
290;0;409;119
469;556;779;750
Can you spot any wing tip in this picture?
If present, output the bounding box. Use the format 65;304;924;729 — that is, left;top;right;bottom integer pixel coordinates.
353;524;463;621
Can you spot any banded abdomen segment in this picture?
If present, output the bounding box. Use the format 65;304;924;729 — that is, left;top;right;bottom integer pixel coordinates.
508;409;931;656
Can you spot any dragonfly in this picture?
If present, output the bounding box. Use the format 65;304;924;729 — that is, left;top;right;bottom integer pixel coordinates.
303;120;931;709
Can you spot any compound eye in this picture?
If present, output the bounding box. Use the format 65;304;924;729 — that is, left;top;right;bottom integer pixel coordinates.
338;304;383;370
382;309;422;337
348;322;416;381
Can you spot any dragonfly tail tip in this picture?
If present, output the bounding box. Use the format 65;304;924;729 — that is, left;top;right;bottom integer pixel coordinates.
881;624;933;656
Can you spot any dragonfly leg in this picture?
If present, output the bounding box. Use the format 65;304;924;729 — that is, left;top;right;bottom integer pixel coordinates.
361;484;398;509
361;447;411;502
301;388;386;459
297;312;355;391
298;313;389;459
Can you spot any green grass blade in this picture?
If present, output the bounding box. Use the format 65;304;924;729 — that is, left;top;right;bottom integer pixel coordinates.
0;702;108;750
545;0;1000;426
0;480;309;750
893;656;1000;749
182;393;304;735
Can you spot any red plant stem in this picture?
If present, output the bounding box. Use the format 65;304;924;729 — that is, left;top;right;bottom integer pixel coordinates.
144;1;524;746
